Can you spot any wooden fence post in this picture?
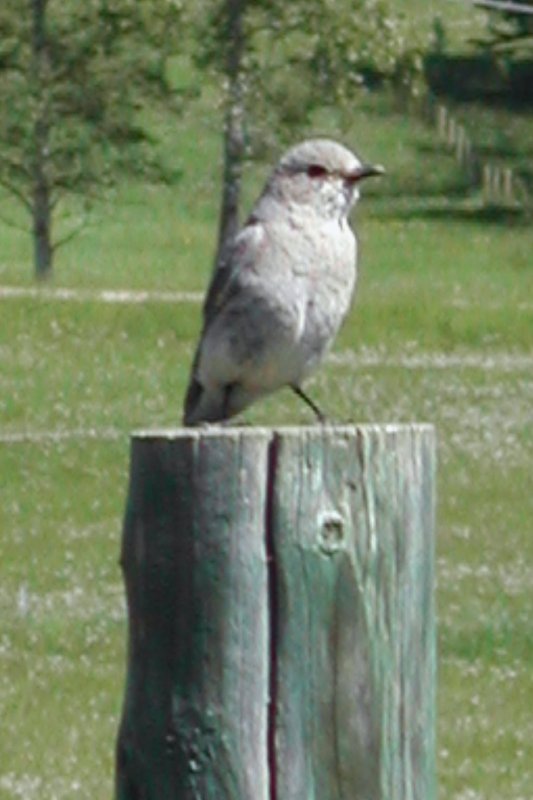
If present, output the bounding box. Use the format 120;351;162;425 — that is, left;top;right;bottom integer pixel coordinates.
436;104;447;140
115;425;437;800
503;168;514;206
482;163;494;205
447;116;457;148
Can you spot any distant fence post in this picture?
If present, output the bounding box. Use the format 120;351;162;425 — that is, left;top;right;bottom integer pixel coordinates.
503;168;514;206
436;104;447;140
115;425;437;800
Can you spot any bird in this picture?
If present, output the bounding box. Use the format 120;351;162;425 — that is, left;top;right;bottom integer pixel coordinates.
183;138;384;426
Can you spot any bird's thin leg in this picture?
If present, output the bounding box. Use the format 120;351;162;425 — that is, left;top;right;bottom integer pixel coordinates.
291;385;327;423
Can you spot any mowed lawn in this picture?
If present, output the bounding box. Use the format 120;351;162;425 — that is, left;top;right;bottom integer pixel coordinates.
1;92;532;799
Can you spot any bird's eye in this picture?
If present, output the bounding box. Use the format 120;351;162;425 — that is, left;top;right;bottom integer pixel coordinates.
307;164;328;179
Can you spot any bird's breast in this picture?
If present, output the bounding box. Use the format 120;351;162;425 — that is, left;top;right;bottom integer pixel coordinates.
198;215;357;391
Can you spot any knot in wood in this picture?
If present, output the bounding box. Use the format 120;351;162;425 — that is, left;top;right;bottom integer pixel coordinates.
318;510;345;554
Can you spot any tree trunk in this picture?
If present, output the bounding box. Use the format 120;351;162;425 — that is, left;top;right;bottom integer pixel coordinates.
32;162;53;280
214;0;246;268
31;0;53;280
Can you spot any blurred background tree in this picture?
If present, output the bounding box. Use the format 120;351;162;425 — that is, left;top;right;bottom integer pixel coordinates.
190;0;424;264
479;0;533;57
0;0;426;279
0;0;184;279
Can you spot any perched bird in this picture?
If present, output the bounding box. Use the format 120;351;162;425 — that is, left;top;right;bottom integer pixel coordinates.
183;138;383;426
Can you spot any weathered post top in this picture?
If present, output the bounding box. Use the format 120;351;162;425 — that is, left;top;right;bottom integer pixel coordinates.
115;424;436;800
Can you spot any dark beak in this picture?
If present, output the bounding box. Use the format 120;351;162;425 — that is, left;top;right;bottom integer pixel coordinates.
346;163;385;182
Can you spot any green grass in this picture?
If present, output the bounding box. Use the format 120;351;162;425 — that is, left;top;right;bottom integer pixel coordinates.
0;440;127;799
1;52;533;800
0;299;198;434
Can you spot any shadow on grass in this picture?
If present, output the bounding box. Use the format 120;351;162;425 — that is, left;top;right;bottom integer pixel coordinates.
406;205;528;226
374;182;472;200
373;202;530;227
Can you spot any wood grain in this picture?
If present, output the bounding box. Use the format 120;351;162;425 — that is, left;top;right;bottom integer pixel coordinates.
115;425;436;799
115;429;271;799
270;426;436;800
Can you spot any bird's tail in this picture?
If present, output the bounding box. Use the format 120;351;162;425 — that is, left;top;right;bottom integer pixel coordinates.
183;377;228;426
182;341;220;425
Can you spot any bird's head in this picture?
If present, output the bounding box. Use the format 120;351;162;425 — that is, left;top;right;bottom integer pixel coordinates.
269;138;384;220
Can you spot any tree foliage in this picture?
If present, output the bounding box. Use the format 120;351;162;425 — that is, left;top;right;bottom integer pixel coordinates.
196;0;420;146
480;0;533;57
0;0;184;278
190;0;423;259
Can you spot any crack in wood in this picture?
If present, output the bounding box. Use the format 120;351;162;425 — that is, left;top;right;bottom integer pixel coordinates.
265;433;280;800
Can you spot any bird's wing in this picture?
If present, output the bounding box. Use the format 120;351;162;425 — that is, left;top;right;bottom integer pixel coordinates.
183;219;267;424
202;218;265;327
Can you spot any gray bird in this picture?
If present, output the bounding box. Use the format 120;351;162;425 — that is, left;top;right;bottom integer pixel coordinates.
183;138;384;426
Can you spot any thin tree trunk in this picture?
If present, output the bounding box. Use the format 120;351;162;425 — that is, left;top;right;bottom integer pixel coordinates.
31;0;53;280
214;0;246;268
32;168;53;279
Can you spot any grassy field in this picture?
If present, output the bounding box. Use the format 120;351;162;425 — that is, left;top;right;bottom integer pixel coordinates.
1;48;533;800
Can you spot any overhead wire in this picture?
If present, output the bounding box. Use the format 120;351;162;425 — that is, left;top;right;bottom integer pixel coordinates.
449;0;533;15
